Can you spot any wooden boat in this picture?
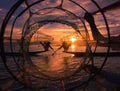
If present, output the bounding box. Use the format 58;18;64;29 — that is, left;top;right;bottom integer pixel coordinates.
64;51;120;57
5;51;47;56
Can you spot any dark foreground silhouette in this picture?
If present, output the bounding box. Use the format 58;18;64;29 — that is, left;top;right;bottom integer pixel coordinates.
84;12;120;50
84;64;120;91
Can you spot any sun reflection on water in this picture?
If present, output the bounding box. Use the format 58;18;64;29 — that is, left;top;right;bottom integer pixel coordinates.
71;44;75;49
32;50;83;78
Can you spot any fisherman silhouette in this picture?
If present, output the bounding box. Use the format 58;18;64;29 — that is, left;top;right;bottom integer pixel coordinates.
56;41;71;52
40;41;54;51
84;12;120;50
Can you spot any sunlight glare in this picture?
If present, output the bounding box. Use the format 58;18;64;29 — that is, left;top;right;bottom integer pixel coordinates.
71;44;75;49
70;37;76;43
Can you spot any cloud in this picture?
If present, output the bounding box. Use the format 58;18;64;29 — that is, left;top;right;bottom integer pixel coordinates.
1;0;120;40
49;0;58;3
38;22;76;41
4;24;22;41
0;8;8;28
0;8;3;12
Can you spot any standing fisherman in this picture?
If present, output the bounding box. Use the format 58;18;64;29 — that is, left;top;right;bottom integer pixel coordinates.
56;41;71;52
40;41;54;51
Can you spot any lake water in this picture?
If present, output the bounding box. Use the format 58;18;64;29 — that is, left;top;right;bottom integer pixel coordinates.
0;42;120;91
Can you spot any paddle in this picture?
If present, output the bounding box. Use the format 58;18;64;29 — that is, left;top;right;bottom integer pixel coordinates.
51;50;57;56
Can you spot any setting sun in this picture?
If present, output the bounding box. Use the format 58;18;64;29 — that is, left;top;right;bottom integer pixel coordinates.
70;37;76;43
